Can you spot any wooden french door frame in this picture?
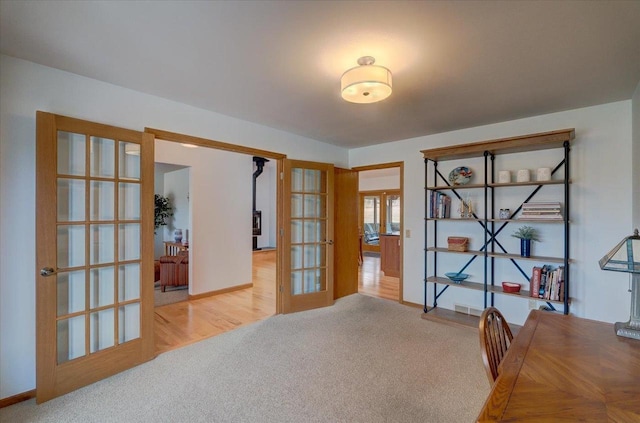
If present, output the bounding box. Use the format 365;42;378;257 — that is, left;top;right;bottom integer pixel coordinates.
352;162;404;304
144;128;287;313
280;159;335;313
36;112;155;403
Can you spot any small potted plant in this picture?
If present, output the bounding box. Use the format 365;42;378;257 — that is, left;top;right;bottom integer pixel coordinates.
511;226;540;257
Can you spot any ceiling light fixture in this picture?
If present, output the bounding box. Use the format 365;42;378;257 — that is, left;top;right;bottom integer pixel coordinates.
341;56;392;104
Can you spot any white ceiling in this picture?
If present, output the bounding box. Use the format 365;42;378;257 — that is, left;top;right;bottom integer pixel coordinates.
1;1;639;148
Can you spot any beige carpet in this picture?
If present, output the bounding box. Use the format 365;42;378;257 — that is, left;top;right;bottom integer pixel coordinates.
153;282;188;307
1;294;489;422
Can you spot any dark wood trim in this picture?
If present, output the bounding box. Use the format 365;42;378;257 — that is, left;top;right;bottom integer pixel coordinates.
0;389;36;408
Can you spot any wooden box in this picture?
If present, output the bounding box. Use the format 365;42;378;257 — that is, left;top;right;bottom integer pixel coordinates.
447;237;469;252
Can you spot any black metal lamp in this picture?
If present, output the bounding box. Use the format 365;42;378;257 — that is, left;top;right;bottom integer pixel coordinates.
599;228;640;340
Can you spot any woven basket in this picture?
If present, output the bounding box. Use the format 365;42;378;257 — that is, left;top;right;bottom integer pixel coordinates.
447;237;469;252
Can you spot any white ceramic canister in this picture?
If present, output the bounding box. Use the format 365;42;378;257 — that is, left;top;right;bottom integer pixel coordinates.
516;169;530;183
498;170;511;184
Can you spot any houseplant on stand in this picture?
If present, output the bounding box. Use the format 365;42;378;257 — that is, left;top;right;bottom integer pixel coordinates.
511;226;539;257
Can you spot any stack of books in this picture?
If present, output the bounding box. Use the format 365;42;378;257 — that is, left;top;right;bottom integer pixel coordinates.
519;202;562;220
530;265;565;301
429;192;451;218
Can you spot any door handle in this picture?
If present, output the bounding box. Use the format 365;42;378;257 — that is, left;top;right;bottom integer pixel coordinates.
322;240;334;245
40;267;56;277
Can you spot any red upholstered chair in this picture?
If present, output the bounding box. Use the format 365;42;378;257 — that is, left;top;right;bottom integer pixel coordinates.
159;250;189;292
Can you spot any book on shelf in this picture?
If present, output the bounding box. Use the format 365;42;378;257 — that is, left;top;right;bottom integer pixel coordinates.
530;265;565;301
520;201;563;220
430;191;451;218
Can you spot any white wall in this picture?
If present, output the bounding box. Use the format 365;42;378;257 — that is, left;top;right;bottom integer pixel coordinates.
633;81;640;228
350;101;634;328
0;54;348;399
358;168;400;191
156;141;252;295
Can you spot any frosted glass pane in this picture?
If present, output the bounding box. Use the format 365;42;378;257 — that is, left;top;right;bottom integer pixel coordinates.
119;142;141;180
57;270;86;316
303;269;317;293
57;131;85;176
303;169;321;193
90;309;115;353
304;245;316;268
119;183;140;220
57;225;85;268
291;194;303;218
291;271;302;295
119;223;140;261
57;179;85;222
118;263;140;301
90;136;115;178
291;220;302;244
57;315;85;364
90;267;114;309
90;224;115;265
316;220;326;243
303;220;319;243
90;181;115;221
316;244;326;267
119;303;140;344
291;245;302;270
304;194;325;218
291;168;303;192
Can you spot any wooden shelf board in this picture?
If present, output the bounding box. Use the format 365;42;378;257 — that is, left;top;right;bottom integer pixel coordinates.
486;252;570;263
421;128;574;161
487;218;568;223
427;247;483;255
426;248;570;264
487;285;571;304
425;218;483;222
426;276;485;291
489;180;570;188
426;183;486;190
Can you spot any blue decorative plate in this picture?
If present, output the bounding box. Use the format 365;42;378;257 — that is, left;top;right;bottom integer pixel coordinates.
445;272;470;283
448;166;473;185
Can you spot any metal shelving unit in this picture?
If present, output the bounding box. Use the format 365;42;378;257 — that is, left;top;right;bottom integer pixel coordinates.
421;129;575;317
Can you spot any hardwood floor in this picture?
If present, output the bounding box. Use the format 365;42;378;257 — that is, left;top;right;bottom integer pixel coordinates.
154;250;277;354
358;253;400;302
154;249;399;355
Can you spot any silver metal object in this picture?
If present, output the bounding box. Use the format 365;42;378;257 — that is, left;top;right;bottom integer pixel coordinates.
40;267;56;277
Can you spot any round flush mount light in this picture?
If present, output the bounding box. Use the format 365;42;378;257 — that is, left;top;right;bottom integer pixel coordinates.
341;56;392;104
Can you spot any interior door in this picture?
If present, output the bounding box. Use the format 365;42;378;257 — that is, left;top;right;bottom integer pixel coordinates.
36;112;155;403
281;159;334;313
334;167;359;299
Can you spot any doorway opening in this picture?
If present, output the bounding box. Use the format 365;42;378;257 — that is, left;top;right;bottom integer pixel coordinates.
353;163;403;303
150;134;280;354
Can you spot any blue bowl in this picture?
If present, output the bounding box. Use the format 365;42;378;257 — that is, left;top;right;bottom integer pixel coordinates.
445;272;470;283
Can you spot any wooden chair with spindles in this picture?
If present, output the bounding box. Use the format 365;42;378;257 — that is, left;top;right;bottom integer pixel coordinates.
479;307;514;384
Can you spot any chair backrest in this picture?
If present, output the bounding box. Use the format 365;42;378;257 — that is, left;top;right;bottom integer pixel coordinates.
479;307;514;384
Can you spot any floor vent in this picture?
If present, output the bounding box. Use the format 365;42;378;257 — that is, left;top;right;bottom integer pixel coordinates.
454;304;483;317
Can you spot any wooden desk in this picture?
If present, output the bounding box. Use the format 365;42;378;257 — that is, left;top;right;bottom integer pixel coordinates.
163;241;188;256
477;310;640;422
